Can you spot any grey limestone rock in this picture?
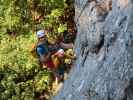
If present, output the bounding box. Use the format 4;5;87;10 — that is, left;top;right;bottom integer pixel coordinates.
54;0;133;100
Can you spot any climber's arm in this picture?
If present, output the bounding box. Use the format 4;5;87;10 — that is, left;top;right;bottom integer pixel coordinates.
60;42;74;49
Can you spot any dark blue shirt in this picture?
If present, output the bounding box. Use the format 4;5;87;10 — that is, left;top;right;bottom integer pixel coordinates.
36;43;49;57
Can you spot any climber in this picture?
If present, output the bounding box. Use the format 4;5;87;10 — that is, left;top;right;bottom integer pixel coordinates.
52;48;76;83
51;49;66;83
36;29;57;70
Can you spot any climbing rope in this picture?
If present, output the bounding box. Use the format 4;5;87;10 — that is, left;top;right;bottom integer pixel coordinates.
75;0;91;25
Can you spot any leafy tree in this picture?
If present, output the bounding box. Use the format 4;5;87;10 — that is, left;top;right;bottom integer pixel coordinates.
0;0;75;99
0;0;65;34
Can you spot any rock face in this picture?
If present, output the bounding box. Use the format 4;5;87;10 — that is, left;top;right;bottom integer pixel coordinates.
54;0;133;100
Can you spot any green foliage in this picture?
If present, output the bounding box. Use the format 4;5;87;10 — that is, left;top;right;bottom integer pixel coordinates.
0;34;52;99
41;8;67;39
58;24;67;33
0;0;74;99
0;0;30;34
0;0;65;34
0;0;73;40
50;9;63;18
